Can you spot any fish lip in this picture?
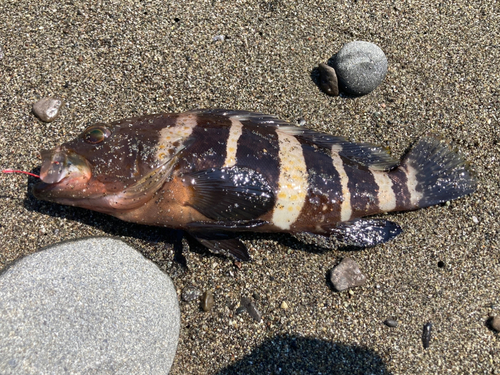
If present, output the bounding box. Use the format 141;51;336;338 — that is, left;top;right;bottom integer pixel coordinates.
33;148;92;197
39;148;68;184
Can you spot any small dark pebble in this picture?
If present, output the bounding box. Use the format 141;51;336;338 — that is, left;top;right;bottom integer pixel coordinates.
422;322;432;349
488;316;500;332
318;63;339;96
32;97;63;122
239;296;262;322
181;285;202;302
201;290;214;312
252;292;261;300
384;319;398;328
246;301;262;322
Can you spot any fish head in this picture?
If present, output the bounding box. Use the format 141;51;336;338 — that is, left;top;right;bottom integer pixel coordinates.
33;115;179;214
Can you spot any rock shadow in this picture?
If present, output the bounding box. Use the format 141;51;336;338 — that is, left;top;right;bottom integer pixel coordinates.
215;334;391;375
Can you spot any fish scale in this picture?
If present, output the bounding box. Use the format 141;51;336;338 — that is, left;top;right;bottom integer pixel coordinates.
33;109;476;261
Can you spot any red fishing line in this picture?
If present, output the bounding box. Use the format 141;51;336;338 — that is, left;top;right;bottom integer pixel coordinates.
2;169;40;178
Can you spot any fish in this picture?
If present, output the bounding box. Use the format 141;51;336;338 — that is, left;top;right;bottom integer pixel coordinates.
33;109;476;261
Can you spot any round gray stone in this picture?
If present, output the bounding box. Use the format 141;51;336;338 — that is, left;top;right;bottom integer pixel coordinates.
333;41;388;96
0;237;180;374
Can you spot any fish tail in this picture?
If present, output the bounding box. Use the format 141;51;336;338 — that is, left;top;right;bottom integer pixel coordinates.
396;137;476;209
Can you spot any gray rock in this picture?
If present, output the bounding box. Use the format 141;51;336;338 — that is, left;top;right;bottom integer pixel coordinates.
318;63;339;96
0;237;180;374
384;319;398;328
329;257;367;291
32;97;63;122
332;41;388;96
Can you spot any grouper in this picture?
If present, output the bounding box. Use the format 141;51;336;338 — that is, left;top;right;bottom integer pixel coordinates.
31;109;476;260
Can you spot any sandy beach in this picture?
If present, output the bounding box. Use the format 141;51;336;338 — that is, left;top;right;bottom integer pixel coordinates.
0;0;499;373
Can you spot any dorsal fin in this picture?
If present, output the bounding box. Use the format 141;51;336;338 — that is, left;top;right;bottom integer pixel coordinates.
188;109;398;171
275;126;399;171
187;109;293;127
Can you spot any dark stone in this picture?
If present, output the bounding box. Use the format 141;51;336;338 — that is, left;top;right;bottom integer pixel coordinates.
383;319;398;328
318;63;339;96
240;296;262;322
422;322;432;349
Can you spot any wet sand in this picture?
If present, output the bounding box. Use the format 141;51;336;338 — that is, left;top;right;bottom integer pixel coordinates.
0;1;499;373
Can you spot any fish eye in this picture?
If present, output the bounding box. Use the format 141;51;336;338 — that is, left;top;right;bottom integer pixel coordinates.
83;126;111;144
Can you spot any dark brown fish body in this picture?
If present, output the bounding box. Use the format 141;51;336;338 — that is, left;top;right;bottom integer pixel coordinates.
34;110;476;260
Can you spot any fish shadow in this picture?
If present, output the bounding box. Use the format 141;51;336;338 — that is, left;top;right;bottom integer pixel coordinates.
23;174;368;264
214;334;392;375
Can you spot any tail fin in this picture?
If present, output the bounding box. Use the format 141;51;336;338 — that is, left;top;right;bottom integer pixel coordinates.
401;137;476;208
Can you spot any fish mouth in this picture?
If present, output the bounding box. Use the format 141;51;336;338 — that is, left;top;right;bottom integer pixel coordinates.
33;147;93;199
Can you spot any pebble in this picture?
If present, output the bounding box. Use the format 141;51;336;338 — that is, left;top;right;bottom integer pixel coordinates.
297;118;306;126
422;322;433;349
317;63;339;96
384;319;398;328
0;46;4;59
329;257;367;292
201;290;215;312
212;35;225;42
332;41;388;96
181;284;202;302
240;297;262;322
489;316;500;332
281;301;289;309
32;97;63;122
0;237;180;374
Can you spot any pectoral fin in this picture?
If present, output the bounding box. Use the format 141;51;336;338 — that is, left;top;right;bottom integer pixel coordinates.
185;166;274;221
321;219;402;247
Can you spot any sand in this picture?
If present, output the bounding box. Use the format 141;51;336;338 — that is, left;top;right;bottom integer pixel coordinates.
0;0;499;373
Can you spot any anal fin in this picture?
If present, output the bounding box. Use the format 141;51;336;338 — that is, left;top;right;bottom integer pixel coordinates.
320;219;402;247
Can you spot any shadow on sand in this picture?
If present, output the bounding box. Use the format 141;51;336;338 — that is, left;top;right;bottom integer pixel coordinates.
215;334;391;375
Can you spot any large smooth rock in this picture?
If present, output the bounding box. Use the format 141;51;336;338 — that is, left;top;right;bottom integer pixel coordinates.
0;237;180;374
